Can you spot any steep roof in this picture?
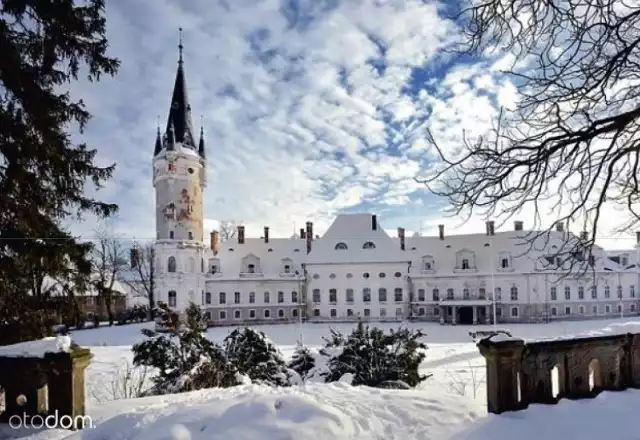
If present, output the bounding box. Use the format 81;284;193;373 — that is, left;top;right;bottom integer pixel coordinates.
306;214;411;265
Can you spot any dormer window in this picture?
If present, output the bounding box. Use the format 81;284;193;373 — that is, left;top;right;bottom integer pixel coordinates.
248;264;255;273
421;255;435;271
455;249;476;271
501;258;509;268
211;264;218;274
335;242;348;250
284;265;291;273
363;241;376;249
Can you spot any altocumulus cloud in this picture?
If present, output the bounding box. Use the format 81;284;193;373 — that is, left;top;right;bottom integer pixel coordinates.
68;0;634;249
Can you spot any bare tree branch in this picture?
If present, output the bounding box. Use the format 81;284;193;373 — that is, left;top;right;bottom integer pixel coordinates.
218;220;242;242
417;0;640;277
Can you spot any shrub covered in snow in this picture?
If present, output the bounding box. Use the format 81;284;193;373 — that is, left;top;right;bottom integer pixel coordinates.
132;302;242;395
224;327;301;386
306;322;428;388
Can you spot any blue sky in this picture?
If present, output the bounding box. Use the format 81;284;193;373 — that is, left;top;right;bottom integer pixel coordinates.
67;0;637;249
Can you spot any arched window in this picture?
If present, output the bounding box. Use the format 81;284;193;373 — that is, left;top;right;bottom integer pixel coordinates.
362;241;376;249
501;258;509;268
335;242;348;250
462;258;470;270
168;256;176;273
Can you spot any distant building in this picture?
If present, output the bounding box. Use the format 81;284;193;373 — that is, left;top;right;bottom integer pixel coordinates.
151;37;640;326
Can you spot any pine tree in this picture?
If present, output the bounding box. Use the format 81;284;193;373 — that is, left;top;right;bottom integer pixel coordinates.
224;327;297;387
0;0;120;344
288;342;316;379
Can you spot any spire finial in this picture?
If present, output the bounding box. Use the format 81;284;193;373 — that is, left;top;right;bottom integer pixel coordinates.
178;27;184;64
200;114;204;134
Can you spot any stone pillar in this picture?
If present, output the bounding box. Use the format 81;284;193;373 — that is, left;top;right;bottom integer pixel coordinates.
46;347;93;429
477;337;526;414
452;306;457;325
473;306;478;325
439;306;445;325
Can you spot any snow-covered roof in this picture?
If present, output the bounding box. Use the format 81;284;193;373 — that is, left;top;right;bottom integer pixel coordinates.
305;214;410;265
39;273;128;297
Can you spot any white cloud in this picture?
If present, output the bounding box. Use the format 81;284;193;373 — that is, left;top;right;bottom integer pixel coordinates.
64;0;638;250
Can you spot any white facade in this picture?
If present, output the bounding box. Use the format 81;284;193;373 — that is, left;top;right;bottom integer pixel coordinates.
152;53;640;326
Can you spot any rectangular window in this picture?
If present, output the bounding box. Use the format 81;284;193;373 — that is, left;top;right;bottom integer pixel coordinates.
495;287;502;300
249;309;256;319
378;288;387;302
432;307;439;316
234;309;241;320
330;309;337;317
631;285;636;298
364;308;370;317
394;288;403;302
329;289;337;303
347;309;354;316
591;286;597;299
363;288;371;302
219;310;227;320
565;306;571;315
278;291;284;303
447;288;454;300
579;306;585;314
380;308;387;317
578;286;584;300
346;289;354;303
313;289;321;303
249;292;255;303
478;288;486;299
292;291;298;303
264;291;270;303
551;307;557;316
510;286;518;301
219;292;226;305
605;286;610;298
313;309;320;317
396;307;402;317
463;288;470;300
617;285;623;299
550;286;557;301
564;286;570;301
592;305;598;315
510;307;518;317
264;309;271;319
234;292;240;304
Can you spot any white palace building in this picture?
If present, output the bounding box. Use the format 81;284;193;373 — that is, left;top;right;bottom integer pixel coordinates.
149;42;640;326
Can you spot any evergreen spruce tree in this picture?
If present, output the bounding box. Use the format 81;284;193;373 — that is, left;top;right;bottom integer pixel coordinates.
133;302;240;394
0;0;120;344
224;327;297;387
288;342;316;380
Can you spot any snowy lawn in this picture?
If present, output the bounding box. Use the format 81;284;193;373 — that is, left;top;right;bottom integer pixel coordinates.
3;317;640;439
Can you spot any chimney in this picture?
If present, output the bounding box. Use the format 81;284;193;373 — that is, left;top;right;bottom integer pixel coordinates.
438;224;445;240
264;226;269;243
636;231;640;245
580;231;588;240
555;221;564;233
300;228;305;239
130;248;139;269
398;227;405;251
372;214;377;231
486;220;495;236
514;221;523;231
306;221;313;254
210;230;219;255
237;225;245;244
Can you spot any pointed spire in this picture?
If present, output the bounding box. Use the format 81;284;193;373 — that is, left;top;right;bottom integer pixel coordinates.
154;125;162;155
198;124;206;159
165;27;195;149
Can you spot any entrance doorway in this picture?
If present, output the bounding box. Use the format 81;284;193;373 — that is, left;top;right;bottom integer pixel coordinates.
458;306;474;325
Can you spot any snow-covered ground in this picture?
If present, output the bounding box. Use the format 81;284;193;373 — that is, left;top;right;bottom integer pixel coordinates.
3;318;640;440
